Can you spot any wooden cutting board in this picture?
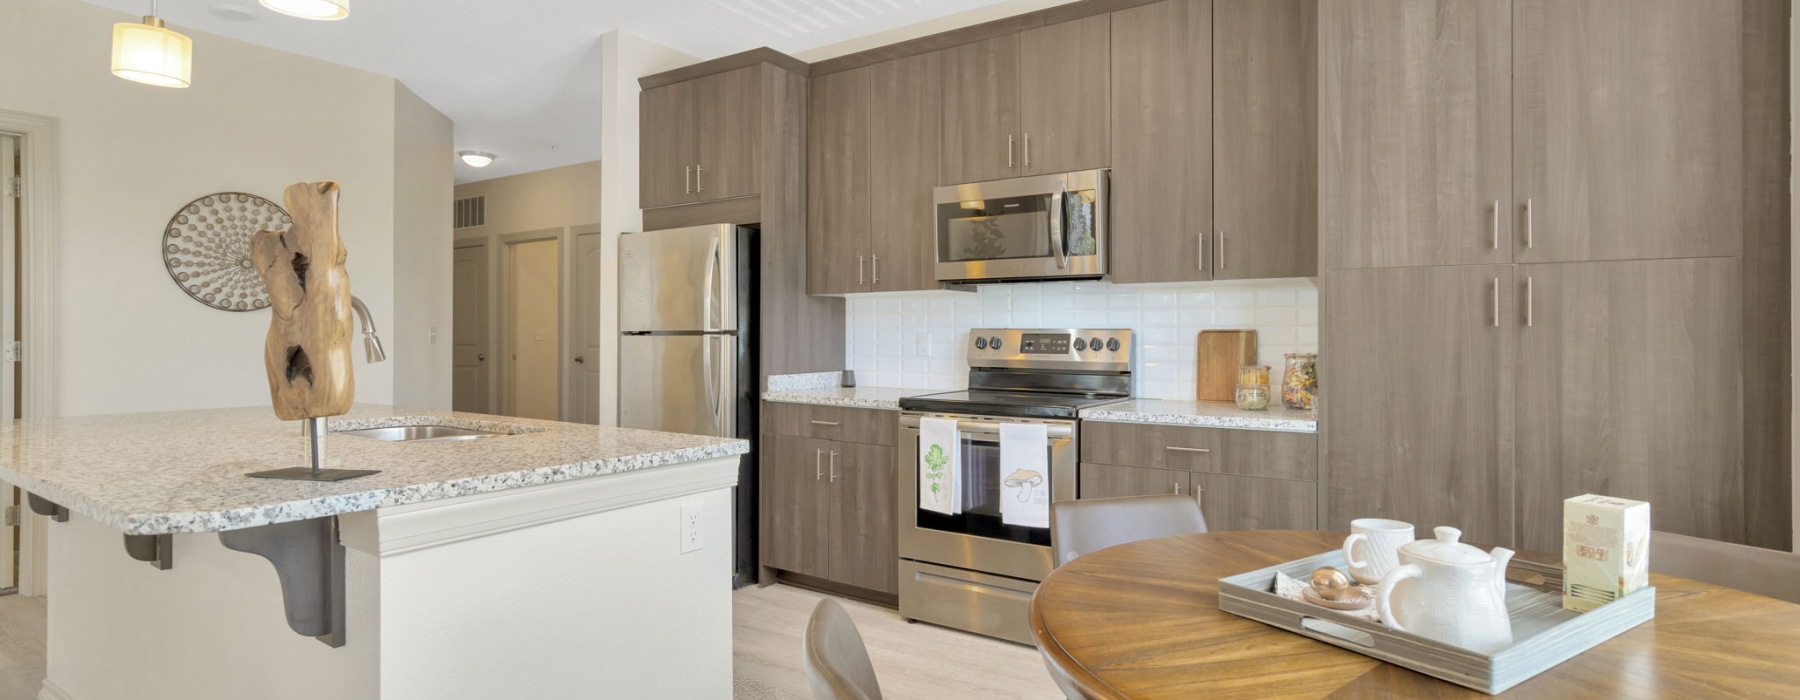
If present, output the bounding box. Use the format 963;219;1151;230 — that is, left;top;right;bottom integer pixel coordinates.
1195;330;1257;401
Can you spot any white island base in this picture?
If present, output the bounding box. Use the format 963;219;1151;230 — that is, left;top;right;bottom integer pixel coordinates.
41;457;738;700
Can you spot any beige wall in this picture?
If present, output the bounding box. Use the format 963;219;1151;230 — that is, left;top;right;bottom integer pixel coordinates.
0;0;452;416
392;84;455;410
507;239;560;420
453;161;602;235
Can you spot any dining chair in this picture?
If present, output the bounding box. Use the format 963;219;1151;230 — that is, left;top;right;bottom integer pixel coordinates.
1650;531;1800;604
804;598;883;700
1050;494;1208;567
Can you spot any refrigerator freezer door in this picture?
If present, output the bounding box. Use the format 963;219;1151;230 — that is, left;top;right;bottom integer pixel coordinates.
619;334;737;438
619;224;738;332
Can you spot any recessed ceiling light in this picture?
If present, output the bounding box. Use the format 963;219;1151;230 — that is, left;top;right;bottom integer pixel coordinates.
458;151;496;168
259;0;348;21
209;3;257;21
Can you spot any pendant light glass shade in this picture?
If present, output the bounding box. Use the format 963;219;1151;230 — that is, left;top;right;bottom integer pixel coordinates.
259;0;350;21
111;17;193;88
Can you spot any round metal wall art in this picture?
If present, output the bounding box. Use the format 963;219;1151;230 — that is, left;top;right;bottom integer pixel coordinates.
161;192;291;311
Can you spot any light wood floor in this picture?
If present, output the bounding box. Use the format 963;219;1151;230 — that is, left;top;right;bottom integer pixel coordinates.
734;584;1062;700
0;594;45;700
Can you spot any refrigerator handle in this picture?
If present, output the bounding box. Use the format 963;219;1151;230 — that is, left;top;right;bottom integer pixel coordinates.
701;236;721;331
702;336;720;433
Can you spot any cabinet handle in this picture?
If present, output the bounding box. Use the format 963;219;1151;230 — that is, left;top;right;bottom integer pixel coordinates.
1007;135;1016;169
1024;133;1032;168
1526;276;1535;328
1218;232;1227;270
1525;198;1534;249
810;420;839;427
829;451;839;482
1197;231;1206;270
684;166;692;194
872;255;880;284
695;165;705;193
1165;446;1211;454
815;448;824;480
858;255;866;285
1491;277;1500;328
1174;481;1182;495
1491;200;1500;250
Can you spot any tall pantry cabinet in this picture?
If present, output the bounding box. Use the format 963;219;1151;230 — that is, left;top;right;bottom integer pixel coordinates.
1319;0;1789;550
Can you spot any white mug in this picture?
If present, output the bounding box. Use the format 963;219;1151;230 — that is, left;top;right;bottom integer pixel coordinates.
1342;518;1416;585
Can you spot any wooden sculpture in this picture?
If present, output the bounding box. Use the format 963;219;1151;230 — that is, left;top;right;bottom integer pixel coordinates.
252;181;356;420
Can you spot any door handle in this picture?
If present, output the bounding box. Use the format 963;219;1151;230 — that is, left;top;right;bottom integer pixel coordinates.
574;356;585;364
1526;276;1535;328
477;353;486;362
1491;277;1500;328
872;255;880;285
1007;134;1016;169
810;420;840;427
1049;179;1068;269
858;254;866;285
1525;198;1534;249
695;165;705;194
1165;446;1211;454
1173;481;1182;495
1217;232;1227;270
815;448;824;480
1023;133;1032;168
1491;200;1500;250
1197;231;1206;271
829;451;839;482
684;166;692;194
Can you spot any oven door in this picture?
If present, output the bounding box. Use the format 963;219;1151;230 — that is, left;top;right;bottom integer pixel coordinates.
933;169;1107;282
898;412;1076;582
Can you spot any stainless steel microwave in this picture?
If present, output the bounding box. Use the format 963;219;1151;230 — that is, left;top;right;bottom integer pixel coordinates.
933;169;1108;283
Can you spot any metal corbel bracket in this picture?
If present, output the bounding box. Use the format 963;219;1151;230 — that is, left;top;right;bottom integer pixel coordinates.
25;493;67;522
218;516;347;648
123;534;173;570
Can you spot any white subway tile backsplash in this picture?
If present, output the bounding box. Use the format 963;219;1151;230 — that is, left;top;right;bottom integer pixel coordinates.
843;279;1319;400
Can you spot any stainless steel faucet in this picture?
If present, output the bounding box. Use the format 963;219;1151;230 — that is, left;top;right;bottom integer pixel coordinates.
349;296;386;363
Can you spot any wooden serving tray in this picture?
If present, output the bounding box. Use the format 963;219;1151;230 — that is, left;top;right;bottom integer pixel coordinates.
1217;550;1654;695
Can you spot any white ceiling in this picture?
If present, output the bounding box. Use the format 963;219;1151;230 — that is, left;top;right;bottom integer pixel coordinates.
81;0;1012;183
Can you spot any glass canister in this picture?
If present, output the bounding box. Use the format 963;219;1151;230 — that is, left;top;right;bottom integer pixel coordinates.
1239;364;1271;387
1282;353;1318;410
1235;384;1270;411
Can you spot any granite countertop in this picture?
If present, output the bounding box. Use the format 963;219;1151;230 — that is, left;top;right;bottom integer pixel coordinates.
760;386;920;410
1080;399;1317;433
0;404;749;536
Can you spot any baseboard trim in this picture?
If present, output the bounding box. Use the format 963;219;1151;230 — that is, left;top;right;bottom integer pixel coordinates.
39;679;74;700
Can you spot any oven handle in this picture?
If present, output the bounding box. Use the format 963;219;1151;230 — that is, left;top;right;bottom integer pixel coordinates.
901;417;1075;439
1049;178;1069;270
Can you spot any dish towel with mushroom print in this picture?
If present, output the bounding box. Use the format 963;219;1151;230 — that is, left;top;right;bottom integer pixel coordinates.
918;417;960;516
999;422;1050;528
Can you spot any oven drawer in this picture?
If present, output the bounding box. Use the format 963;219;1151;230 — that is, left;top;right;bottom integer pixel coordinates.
763;401;898;446
1080;421;1316;481
898;559;1038;645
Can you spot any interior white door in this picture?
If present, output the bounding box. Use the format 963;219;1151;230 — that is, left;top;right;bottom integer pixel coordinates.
0;135;18;589
452;242;491;413
506;238;561;420
572;232;602;424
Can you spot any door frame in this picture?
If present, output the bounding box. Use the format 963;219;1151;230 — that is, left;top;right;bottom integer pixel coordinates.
497;228;565;418
561;224;601;422
452;238;497;414
0;108;63;597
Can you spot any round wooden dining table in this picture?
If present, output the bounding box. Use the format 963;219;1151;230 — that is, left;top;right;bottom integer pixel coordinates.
1029;530;1800;699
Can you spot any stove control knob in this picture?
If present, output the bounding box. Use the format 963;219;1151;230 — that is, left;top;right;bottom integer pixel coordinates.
989;336;1004;350
1073;338;1087;352
974;336;988;350
1107;338;1122;352
1088;337;1103;350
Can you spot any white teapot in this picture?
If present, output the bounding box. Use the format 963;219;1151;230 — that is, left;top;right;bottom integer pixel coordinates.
1374;526;1515;652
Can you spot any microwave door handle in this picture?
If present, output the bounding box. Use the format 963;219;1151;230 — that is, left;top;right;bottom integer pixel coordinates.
1049;179;1068;269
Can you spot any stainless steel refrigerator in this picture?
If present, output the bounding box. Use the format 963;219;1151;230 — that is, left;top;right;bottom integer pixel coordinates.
619;224;759;586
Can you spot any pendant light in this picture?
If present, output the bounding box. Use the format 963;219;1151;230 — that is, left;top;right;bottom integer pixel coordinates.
259;0;350;21
110;0;193;88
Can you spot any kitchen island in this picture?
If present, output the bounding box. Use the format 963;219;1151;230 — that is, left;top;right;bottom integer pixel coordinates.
0;404;748;700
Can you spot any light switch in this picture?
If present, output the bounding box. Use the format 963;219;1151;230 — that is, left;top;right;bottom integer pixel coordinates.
535;328;547;341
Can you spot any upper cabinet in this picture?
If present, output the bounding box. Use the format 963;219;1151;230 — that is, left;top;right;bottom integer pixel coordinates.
806;66;872;296
1513;0;1743;263
640;66;763;208
941;16;1110;185
1320;0;1512;270
1109;0;1315;284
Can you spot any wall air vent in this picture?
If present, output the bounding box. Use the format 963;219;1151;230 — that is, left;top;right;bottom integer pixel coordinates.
454;196;485;229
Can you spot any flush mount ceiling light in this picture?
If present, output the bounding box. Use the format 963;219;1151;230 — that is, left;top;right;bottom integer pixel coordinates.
111;0;193;88
259;0;349;21
458;151;497;168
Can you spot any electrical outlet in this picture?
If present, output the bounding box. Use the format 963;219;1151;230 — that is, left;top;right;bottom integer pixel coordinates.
915;332;932;357
680;501;704;554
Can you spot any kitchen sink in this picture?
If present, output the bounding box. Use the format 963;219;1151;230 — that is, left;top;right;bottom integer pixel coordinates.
334;424;503;442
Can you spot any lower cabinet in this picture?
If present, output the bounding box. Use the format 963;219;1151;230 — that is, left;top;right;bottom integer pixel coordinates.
760;403;899;596
1077;421;1319;532
1193;473;1316;531
1079;462;1190;499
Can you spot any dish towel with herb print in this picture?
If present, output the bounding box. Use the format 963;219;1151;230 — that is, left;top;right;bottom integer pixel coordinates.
919;417;960;516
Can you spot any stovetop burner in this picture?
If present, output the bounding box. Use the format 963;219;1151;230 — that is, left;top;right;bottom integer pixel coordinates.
898;328;1135;419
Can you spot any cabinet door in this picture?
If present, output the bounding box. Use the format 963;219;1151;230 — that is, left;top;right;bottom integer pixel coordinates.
761;434;829;578
869;52;944;293
1515;258;1742;550
1319;0;1511;270
940;34;1021;185
1078;462;1191;499
806;67;872;295
1514;0;1742;262
639;81;698;208
1324;265;1515;546
1108;0;1214;284
1196;474;1316;531
695;66;763;201
1213;0;1317;280
1019;14;1111;175
827;441;899;594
